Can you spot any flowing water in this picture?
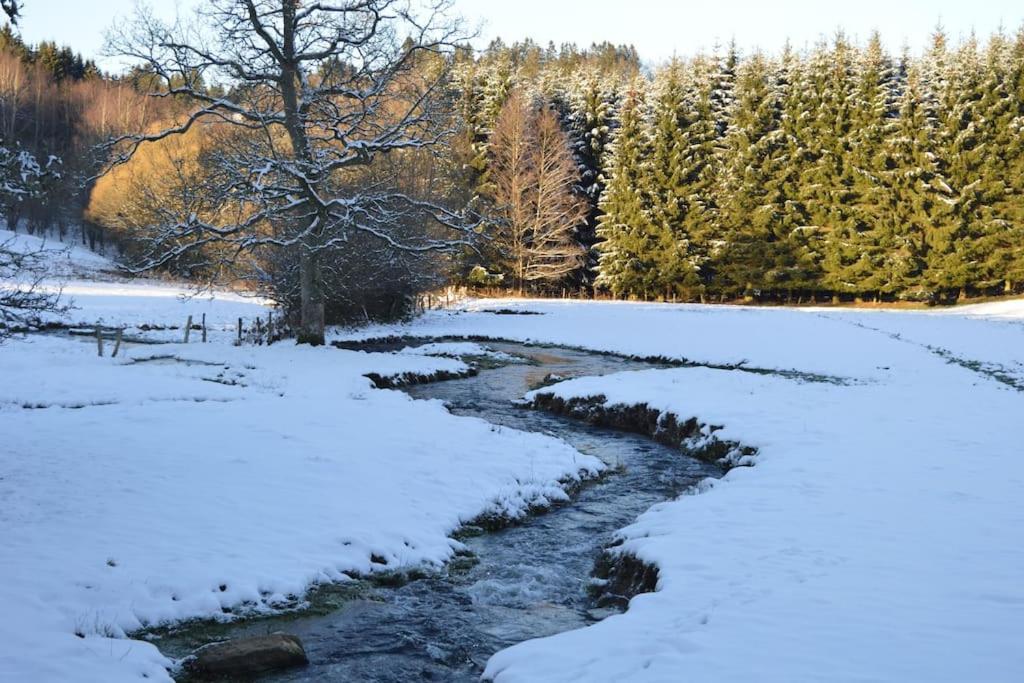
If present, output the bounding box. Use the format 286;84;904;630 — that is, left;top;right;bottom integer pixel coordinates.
168;342;721;682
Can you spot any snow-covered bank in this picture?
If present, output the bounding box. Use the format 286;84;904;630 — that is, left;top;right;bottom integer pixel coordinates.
0;323;601;679
337;298;1024;682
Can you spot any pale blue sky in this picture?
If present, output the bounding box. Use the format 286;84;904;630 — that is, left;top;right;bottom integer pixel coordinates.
15;0;1024;71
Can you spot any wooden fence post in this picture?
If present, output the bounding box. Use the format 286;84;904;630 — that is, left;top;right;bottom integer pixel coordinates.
95;325;103;357
201;313;207;343
184;315;192;343
111;328;123;358
237;318;243;344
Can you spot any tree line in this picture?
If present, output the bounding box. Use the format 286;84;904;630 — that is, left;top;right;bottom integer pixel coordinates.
6;8;1024;344
458;31;1024;303
0;24;172;247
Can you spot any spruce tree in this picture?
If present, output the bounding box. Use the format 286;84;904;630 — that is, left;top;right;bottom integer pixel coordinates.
646;60;702;299
801;35;860;298
839;32;900;298
564;68;619;285
716;53;802;298
710;40;739;138
876;59;950;299
677;54;726;296
594;81;659;298
926;34;989;300
984;28;1024;293
975;32;1024;294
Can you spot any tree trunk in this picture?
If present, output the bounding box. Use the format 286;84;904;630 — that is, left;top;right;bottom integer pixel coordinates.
297;249;325;346
279;0;326;345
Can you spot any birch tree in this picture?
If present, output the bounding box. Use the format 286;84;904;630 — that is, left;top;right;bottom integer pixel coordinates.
103;0;475;344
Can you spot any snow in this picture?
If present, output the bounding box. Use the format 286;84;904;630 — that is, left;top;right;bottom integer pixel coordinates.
337;298;1024;683
0;283;600;681
6;229;1024;683
0;226;114;279
40;280;274;338
398;340;517;361
944;297;1024;319
1;226;273;337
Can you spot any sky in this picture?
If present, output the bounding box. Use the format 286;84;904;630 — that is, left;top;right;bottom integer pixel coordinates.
14;0;1024;71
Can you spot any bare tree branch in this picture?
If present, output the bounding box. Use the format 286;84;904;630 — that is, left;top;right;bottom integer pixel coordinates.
99;0;477;343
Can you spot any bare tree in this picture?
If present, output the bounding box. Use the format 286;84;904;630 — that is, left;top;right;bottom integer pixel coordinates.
1;1;19;24
0;5;68;336
103;0;475;344
0;236;64;338
0;145;64;338
488;90;585;292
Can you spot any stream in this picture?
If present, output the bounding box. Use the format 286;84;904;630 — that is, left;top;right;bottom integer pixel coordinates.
164;341;722;681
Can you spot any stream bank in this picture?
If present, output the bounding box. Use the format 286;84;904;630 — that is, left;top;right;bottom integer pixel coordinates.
156;341;722;681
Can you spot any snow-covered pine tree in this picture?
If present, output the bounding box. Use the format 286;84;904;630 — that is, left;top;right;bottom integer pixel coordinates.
676;53;725;297
876;55;951;300
645;60;703;299
973;31;1024;295
594;80;659;299
451;52;490;186
472;51;518;195
924;33;990;300
769;41;818;299
562;67;619;285
800;34;860;298
715;52;802;299
709;40;740;139
834;32;901;299
981;28;1024;293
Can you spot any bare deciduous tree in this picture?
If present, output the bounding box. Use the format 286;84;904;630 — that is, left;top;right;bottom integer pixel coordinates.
488;90;585;292
1;1;19;24
103;0;476;344
0;236;64;338
0;145;64;338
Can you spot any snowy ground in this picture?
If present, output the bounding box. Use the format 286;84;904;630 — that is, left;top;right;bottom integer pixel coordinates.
2;227;273;338
0;226;115;279
0;242;600;681
5;229;1024;681
339;298;1024;682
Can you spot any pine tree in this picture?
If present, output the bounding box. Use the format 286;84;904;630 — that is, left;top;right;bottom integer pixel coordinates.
472;52;517;193
562;67;618;284
646;60;702;299
594;81;659;298
837;32;901;298
709;40;739;138
975;31;1024;294
982;28;1024;293
676;53;725;296
925;33;990;300
876;59;949;299
800;35;860;298
716;53;805;298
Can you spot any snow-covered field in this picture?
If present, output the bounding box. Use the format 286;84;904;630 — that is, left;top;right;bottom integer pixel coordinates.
341;298;1024;682
0;239;600;681
4;230;1024;682
1;227;273;337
